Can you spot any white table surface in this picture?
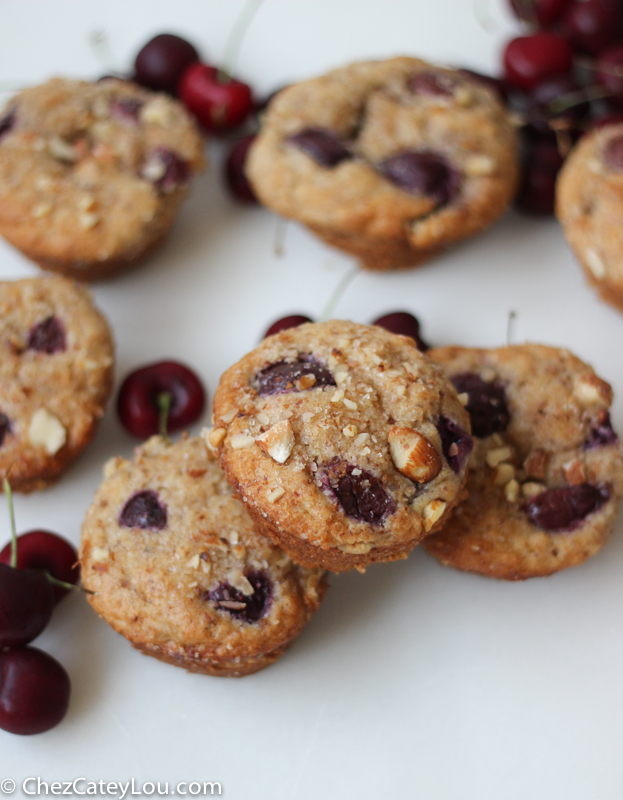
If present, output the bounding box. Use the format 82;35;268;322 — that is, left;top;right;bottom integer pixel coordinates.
1;2;622;798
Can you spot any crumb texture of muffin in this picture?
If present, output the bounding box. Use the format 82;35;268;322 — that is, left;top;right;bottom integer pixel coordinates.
247;57;518;270
557;124;623;312
210;320;472;572
0;275;114;492
424;344;623;580
80;436;327;677
0;78;205;280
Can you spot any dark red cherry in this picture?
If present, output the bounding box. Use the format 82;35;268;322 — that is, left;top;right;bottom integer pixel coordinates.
141;148;190;192
515;138;564;215
27;316;66;354
134;34;199;94
225;135;258;203
509;0;571;26
0;531;78;604
206;570;273;622
287;128;353;167
319;460;396;525
255;357;336;396
523;483;608;531
372;312;430;351
0;107;16;141
450;372;510;438
378;151;460;205
409;71;455;96
0;647;70;735
436;416;473;473
119;490;167;530
0;414;10;447
117;360;206;438
178;63;253;134
584;411;618;447
503;34;573;91
603;134;623;169
562;0;621;56
597;45;623;108
263;315;313;338
0;564;54;648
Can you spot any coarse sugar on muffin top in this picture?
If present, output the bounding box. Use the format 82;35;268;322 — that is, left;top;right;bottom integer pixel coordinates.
209;320;473;572
0;77;205;280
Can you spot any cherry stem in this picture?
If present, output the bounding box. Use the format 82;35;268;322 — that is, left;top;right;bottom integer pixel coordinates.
157;391;172;439
318;265;360;323
548;85;612;115
218;0;264;83
507;310;517;346
88;29;124;75
3;476;17;570
44;571;94;596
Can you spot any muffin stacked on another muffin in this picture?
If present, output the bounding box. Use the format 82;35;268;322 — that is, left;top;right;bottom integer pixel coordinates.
0;77;205;280
209;320;473;572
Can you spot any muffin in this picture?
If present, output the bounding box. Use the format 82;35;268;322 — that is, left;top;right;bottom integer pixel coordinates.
557;123;623;311
424;344;623;580
0;275;114;492
0;77;205;280
80;435;327;677
210;320;473;572
247;57;519;270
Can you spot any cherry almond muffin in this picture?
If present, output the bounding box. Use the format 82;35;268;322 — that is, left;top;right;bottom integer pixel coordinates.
210;320;473;572
424;345;623;580
0;78;205;280
0;275;114;492
557;123;623;312
246;57;519;270
80;436;327;677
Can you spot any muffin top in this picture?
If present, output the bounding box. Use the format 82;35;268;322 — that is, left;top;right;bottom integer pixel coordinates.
557;123;623;303
0;78;205;266
424;344;623;579
247;57;518;247
81;435;326;672
0;275;114;491
211;320;472;569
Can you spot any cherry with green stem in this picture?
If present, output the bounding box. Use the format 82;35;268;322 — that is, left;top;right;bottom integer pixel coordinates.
177;0;264;133
117;361;206;438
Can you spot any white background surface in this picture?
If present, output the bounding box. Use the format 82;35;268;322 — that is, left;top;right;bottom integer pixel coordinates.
1;2;622;798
